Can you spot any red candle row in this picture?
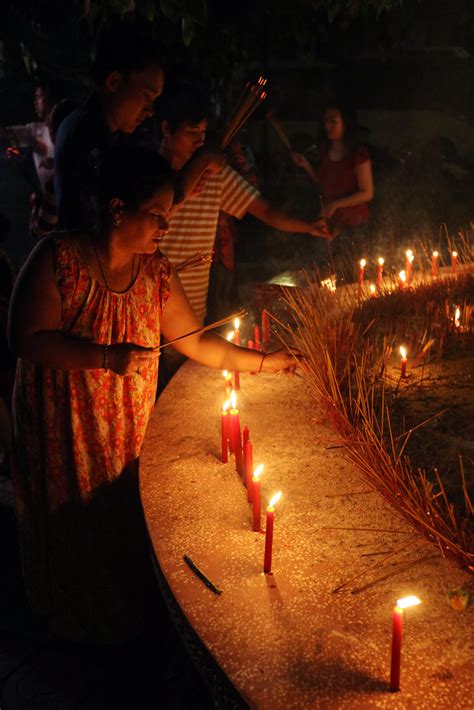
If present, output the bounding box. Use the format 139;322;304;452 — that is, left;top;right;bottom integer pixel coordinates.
220;379;422;691
220;389;281;573
358;250;459;293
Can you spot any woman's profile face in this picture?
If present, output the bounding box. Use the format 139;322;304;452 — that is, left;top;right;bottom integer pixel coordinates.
324;108;345;142
116;184;174;255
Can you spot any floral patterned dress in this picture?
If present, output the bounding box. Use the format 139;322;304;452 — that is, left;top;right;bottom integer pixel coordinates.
11;234;170;640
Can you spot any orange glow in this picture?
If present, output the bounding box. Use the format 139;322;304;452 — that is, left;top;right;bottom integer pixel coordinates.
396;595;421;610
268;491;282;509
230;390;237;409
253;463;264;480
400;346;407;360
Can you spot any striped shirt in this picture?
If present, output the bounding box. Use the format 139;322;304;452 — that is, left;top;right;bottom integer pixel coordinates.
160;165;259;323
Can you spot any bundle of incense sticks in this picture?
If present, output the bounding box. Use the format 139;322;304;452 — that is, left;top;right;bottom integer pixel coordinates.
175;251;214;274
156;308;247;351
221;77;268;148
266;110;292;151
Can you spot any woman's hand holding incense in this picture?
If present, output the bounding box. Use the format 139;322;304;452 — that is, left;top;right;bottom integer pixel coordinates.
260;348;301;375
309;217;333;240
108;343;158;377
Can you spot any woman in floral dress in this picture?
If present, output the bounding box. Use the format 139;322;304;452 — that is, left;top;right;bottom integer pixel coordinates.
8;147;295;641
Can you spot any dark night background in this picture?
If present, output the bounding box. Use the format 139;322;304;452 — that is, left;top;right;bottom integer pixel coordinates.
0;1;473;708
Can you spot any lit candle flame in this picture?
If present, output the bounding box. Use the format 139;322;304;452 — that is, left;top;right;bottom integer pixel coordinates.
230;390;237;409
369;284;376;295
253;463;264;480
452;250;458;258
432;250;439;257
400;346;407;360
396;595;421;609
407;253;414;263
454;306;461;326
222;399;230;412
226;332;234;342
359;258;366;268
405;249;413;258
223;370;229;377
269;491;282;508
399;270;407;283
378;257;385;266
234;318;240;330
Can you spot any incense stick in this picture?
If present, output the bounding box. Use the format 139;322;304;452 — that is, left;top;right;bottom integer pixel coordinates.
266;111;292;150
183;554;222;595
175;251;213;273
221;77;268;148
156;308;246;351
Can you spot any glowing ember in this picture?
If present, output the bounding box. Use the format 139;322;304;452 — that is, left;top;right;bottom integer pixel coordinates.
397;595;421;610
253;464;264;480
269;491;282;508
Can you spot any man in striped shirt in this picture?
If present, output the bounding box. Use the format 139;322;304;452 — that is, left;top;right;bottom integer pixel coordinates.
158;89;329;325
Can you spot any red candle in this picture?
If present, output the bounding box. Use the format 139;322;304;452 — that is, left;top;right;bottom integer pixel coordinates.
451;250;458;272
390;605;403;692
233;318;241;346
247;339;254;349
229;390;243;476
220;400;231;463
227;333;240;391
358;258;366;289
400;346;407;378
405;250;414;284
223;370;233;400
263;491;282;573
242;424;250;448
261;309;271;347
254;323;261;351
390;596;421;692
431;251;439;277
244;440;253;499
252;464;263;532
377;257;384;291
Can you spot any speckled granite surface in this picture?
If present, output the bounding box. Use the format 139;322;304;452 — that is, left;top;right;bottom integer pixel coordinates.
140;360;473;710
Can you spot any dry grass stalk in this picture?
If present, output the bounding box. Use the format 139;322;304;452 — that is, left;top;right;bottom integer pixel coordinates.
276;270;474;572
